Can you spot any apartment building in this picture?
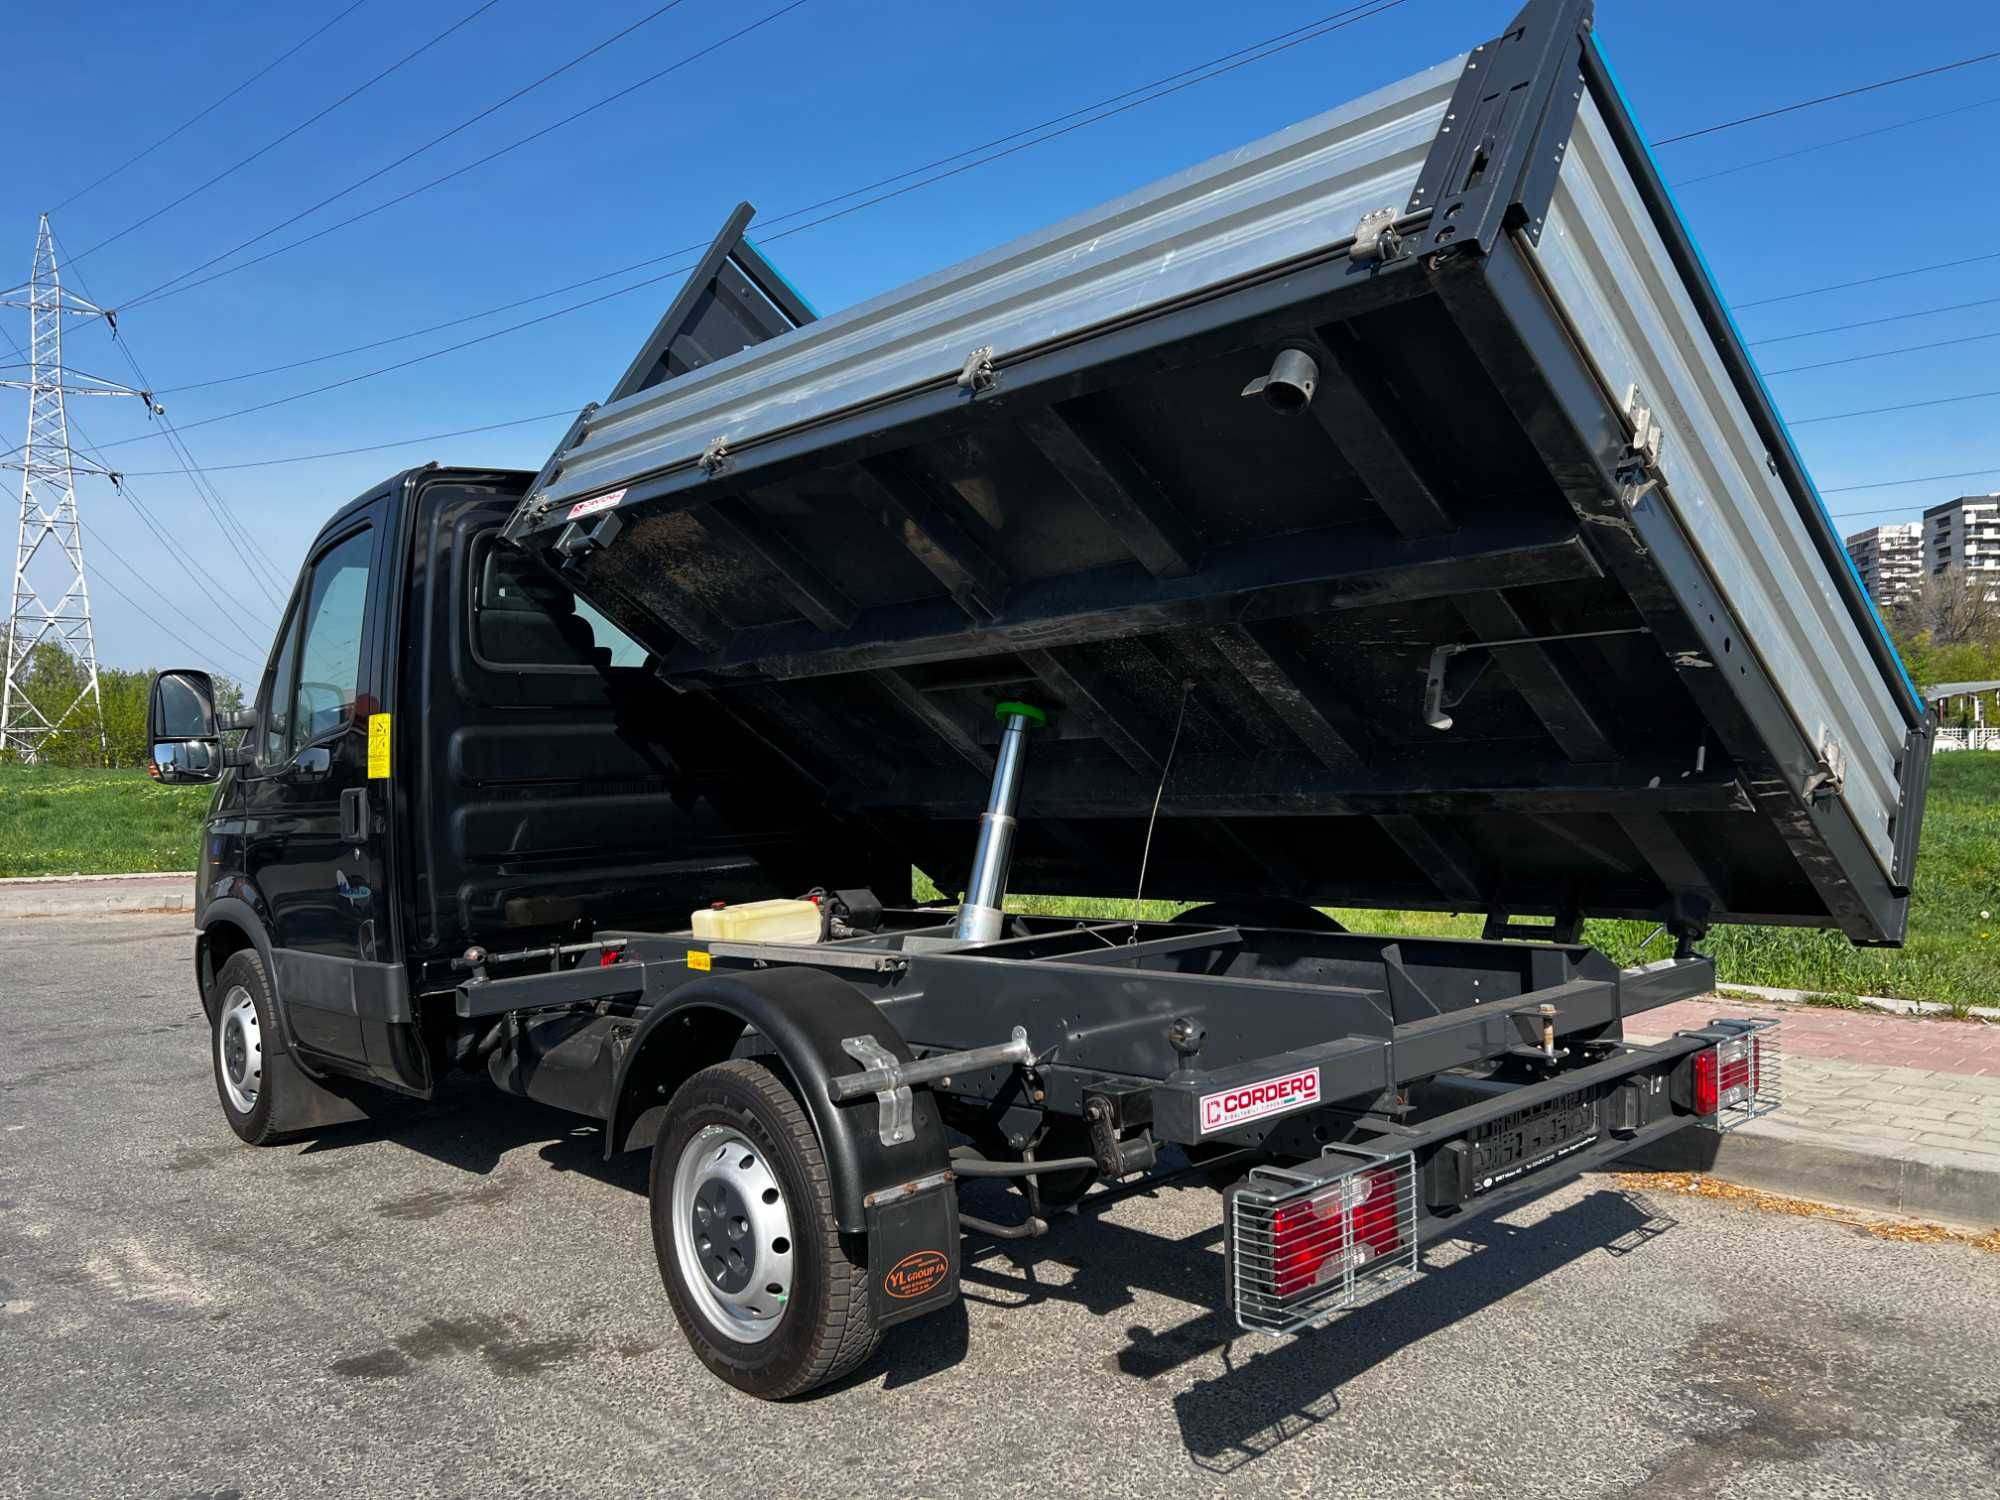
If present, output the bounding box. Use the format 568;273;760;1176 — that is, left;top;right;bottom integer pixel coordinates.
1843;522;1924;611
1923;494;2000;601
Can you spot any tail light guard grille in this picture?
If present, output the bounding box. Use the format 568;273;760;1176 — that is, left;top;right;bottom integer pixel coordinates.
1686;1016;1783;1131
1226;1146;1419;1336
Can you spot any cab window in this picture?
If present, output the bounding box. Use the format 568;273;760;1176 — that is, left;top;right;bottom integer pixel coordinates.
469;533;645;670
262;525;372;764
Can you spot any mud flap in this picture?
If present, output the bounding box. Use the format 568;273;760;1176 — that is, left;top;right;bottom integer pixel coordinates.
265;1051;374;1134
866;1183;960;1330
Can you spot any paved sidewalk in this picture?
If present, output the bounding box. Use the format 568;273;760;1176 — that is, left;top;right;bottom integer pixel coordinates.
0;872;195;918
1639;995;2000;1076
1624;997;2000;1226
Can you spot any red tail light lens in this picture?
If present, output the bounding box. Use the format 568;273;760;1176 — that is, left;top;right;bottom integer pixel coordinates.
1268;1165;1405;1297
1692;1046;1719;1116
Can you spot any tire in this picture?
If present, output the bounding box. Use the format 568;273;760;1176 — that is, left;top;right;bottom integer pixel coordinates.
1178;898;1346;932
650;1059;880;1399
210;949;288;1146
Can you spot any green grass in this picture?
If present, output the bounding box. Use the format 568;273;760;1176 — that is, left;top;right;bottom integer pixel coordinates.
0;763;212;877
985;753;2000;1008
7;755;1997;1007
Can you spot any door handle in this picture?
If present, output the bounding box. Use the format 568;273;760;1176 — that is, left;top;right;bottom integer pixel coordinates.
340;786;370;842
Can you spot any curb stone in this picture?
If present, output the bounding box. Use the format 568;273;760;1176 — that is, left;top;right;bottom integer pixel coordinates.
1616;1116;2000;1231
1714;980;2000;1024
0;872;196;919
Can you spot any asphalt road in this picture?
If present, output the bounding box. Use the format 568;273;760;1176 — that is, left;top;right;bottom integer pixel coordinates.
4;913;1998;1499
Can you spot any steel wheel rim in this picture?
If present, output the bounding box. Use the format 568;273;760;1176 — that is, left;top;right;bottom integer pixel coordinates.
671;1125;795;1345
218;985;263;1113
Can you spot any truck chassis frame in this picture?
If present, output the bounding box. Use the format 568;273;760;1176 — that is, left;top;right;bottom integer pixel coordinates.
452;907;1763;1335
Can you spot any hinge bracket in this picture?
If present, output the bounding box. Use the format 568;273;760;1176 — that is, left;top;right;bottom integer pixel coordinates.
1350;206;1405;266
955;345;997;395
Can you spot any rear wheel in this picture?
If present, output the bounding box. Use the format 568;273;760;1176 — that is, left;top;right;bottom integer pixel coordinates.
650;1059;880;1398
210;949;287;1146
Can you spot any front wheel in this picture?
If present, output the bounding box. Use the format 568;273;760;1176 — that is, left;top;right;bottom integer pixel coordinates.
650;1060;880;1398
210;949;288;1146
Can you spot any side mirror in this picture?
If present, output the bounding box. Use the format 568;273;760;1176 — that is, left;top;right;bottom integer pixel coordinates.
149;669;221;785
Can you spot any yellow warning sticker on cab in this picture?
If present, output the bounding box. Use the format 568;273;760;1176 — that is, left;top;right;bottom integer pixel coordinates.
367;714;391;778
687;950;712;971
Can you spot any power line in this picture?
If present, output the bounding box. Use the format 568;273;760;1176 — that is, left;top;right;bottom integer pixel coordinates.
1669;91;2000;189
94;5;1997;490
1821;467;2000;496
98;0;1413;447
1747;294;2000;347
0;322;273;659
125;3;1962;418
71;0;506;266
1764;329;2000;377
1791;388;2000;427
48;231;291;603
76;521;263;679
120;407;576;475
153;368;2000;481
121;0;1395;314
115;0;708;309
1732;250;2000;311
54;1;373;214
106;258;707;445
1648;47;2000;147
150;0;1409;399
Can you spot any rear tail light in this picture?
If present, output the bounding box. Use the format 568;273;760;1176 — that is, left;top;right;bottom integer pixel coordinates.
1226;1148;1417;1334
1688;1018;1781;1130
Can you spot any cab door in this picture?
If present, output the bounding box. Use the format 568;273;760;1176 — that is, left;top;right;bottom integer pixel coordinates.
241;500;410;1083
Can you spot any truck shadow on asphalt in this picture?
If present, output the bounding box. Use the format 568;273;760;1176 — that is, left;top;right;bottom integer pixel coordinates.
286;1081;1677;1473
292;1074;649;1189
952;1180;1676;1475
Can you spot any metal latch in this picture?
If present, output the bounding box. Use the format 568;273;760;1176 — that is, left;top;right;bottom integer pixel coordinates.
698;435;731;476
841;1036;913;1146
955;345;997;395
831;1028;1034;1146
1350;206;1404;266
1803;735;1846;804
1623;384;1666;470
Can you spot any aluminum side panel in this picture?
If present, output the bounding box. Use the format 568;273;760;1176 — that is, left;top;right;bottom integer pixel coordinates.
538;57;1464;508
1530;94;1904;873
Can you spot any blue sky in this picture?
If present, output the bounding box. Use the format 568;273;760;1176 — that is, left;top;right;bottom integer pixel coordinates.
8;0;2000;679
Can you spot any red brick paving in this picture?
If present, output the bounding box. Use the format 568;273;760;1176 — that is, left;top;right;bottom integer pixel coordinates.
1632;998;2000;1076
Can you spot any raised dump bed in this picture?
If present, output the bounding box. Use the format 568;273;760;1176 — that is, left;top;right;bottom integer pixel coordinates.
505;0;1931;948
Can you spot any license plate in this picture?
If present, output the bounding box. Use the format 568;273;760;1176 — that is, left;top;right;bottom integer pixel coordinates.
1464;1090;1600;1197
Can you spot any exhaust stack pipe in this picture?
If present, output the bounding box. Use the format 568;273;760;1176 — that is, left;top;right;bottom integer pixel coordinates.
954;702;1047;943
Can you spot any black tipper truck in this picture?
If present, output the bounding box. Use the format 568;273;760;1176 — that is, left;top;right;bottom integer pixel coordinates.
148;0;1932;1399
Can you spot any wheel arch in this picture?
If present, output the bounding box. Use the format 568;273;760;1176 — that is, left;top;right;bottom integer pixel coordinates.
196;897;276;1029
608;968;948;1232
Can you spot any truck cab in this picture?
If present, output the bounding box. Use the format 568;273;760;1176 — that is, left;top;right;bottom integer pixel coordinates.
150;465;904;1111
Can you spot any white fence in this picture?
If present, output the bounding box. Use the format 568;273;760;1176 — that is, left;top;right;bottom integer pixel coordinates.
1934;728;2000;753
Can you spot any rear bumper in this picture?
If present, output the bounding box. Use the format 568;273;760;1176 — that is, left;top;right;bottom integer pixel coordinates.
1219;1024;1778;1332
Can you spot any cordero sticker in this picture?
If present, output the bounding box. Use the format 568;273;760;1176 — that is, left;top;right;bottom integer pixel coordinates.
1199;1067;1320;1135
883;1249;950;1301
566;487;626;520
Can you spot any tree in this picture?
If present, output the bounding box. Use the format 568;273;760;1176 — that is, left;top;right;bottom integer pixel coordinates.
4;643;244;769
1898;566;1999;648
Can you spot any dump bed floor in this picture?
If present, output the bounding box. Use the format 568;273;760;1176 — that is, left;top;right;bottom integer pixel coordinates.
506;0;1928;944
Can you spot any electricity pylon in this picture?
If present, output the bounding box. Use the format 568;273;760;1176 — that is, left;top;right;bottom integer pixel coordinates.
1;214;157;761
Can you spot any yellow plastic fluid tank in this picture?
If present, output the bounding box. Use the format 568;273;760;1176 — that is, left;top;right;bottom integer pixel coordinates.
690;898;823;945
